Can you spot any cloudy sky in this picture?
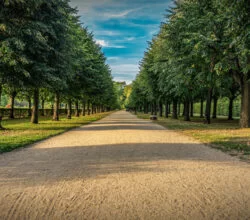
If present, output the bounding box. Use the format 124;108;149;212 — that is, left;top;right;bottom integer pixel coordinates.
69;0;173;84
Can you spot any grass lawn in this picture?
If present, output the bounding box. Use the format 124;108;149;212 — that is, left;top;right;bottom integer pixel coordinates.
0;112;112;153
137;113;250;161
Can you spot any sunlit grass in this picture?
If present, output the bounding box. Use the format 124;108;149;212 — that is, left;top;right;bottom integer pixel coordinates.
137;113;250;160
0;112;112;153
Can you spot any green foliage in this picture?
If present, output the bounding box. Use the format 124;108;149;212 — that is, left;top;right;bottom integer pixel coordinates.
129;0;248;126
0;0;116;123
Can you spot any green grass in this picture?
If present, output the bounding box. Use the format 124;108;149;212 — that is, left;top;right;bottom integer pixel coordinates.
0;112;112;153
137;113;250;161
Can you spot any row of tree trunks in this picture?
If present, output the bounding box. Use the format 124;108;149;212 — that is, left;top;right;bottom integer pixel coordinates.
66;99;103;120
143;96;236;123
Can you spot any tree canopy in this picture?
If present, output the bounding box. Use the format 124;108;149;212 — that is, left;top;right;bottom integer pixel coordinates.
0;0;118;124
128;0;250;127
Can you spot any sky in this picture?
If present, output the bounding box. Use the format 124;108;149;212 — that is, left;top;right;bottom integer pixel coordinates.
69;0;173;84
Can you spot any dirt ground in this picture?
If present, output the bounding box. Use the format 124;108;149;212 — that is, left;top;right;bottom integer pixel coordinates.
0;111;250;220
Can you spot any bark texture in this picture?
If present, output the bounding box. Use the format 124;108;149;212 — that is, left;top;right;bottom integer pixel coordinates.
31;88;39;124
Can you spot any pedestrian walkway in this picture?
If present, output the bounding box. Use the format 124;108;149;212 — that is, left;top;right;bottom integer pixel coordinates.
0;111;249;219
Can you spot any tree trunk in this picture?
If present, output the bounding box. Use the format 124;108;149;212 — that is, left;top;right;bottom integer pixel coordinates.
67;99;72;119
31;88;39;124
154;101;157;115
212;97;218;119
184;100;190;121
172;99;178;119
165;99;168;118
150;103;153;115
0;85;3;129
0;84;2;106
240;76;250;127
75;100;79;117
53;93;60;121
190;101;194;117
204;88;213;124
182;103;185;116
28;97;32;117
65;104;67;114
178;102;181;116
200;99;204;118
9;91;17;119
41;99;45;116
0;116;4;130
87;100;90;115
148;103;151;114
91;104;94;114
228;97;234;120
159;101;163;117
82;100;86;116
143;100;147;114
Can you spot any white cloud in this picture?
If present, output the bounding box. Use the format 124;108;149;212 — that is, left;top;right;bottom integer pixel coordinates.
96;39;109;47
103;8;140;19
95;39;126;48
107;57;120;61
110;64;139;76
113;77;132;84
110;45;126;48
95;30;122;36
149;30;158;36
125;37;136;41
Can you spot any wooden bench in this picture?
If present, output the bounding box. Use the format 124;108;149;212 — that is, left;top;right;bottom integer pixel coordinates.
150;115;157;120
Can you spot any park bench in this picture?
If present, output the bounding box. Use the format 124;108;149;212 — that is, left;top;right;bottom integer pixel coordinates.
150;115;157;120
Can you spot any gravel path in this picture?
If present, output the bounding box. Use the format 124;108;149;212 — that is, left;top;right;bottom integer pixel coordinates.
0;111;250;220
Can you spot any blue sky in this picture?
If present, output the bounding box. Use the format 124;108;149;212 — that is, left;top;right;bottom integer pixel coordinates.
69;0;173;84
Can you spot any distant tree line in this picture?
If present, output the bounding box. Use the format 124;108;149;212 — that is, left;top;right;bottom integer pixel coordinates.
128;0;250;128
0;0;118;126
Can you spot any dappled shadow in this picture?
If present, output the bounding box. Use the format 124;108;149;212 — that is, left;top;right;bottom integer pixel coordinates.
0;142;239;187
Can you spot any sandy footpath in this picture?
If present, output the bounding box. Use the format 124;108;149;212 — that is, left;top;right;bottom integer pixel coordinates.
0;111;250;220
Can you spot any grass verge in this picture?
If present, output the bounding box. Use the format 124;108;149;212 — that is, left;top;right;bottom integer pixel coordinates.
137;113;250;162
0;112;112;153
